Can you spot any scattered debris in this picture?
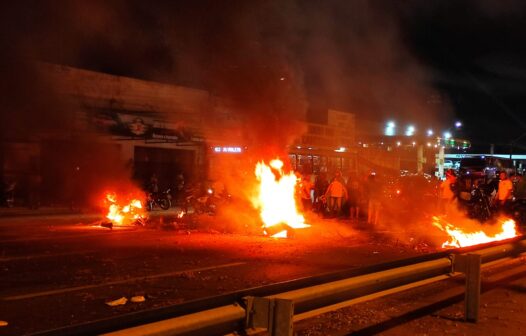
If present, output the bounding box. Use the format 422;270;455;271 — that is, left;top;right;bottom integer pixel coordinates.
178;271;196;279
0;321;7;327
131;295;146;303
105;297;128;306
100;222;113;229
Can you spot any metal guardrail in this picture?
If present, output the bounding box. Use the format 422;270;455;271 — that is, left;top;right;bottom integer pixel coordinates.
97;236;526;336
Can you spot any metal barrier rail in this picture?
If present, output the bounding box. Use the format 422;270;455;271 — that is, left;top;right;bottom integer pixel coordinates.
98;237;526;336
34;249;454;336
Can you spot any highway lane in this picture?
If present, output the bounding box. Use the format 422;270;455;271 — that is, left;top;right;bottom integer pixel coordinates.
0;214;430;335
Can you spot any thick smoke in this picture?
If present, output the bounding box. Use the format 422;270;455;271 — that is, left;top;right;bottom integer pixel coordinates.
1;1;455;149
0;1;145;206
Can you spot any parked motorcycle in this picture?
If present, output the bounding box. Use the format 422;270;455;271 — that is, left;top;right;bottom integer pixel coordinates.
466;184;494;222
184;185;230;215
146;188;172;211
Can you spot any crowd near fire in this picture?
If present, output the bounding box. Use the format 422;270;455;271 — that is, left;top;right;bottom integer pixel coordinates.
4;1;526;335
98;155;522;250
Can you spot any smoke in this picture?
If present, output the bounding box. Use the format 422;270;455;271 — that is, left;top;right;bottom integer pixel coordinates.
1;1;455;143
0;1;144;205
0;1;464;207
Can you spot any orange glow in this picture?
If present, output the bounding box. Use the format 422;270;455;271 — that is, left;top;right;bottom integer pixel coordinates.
253;159;309;238
271;230;289;238
105;192;147;226
432;216;518;248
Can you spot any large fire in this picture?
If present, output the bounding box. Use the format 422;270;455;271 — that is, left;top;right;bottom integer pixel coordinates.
105;192;147;226
432;216;518;248
253;159;310;238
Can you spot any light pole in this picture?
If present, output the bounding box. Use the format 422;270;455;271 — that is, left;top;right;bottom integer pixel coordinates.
509;132;526;162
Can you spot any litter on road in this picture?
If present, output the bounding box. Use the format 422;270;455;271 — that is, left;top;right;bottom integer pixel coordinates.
105;297;128;307
131;296;146;303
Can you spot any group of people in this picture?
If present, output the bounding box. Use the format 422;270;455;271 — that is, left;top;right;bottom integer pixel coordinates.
296;170;381;224
439;168;526;215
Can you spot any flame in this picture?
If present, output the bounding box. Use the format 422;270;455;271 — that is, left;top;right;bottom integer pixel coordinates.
432;216;518;248
253;159;309;238
105;192;147;226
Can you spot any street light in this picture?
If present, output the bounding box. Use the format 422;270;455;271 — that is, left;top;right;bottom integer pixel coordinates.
384;121;396;136
405;125;415;136
427;129;434;136
455;121;462;128
444;131;452;139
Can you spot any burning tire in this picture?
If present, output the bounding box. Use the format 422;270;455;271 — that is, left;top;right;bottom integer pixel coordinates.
159;198;171;210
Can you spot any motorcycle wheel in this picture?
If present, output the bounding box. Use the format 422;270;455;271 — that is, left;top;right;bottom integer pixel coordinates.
159;198;171;210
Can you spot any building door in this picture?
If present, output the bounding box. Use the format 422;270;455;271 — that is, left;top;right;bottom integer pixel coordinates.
134;146;195;190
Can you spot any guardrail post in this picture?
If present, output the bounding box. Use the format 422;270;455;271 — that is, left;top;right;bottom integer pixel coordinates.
453;253;481;322
244;296;294;336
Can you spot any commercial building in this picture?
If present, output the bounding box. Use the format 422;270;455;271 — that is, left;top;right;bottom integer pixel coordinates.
1;63;370;205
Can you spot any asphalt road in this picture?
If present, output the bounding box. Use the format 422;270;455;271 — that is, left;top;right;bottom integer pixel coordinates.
0;212;431;335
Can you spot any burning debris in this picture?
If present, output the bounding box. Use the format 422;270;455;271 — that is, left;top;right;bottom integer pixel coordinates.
432;216;518;248
253;159;310;238
103;192;147;227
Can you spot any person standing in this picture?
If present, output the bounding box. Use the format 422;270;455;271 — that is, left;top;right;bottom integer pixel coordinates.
346;174;361;220
314;173;329;213
325;177;348;217
497;171;513;211
439;169;457;214
149;173;159;193
27;172;42;210
365;173;381;225
514;174;526;200
299;176;313;212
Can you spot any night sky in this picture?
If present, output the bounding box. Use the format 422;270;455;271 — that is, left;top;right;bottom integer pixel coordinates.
1;0;526;151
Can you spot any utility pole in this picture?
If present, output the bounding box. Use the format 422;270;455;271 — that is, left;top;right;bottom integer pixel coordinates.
438;146;445;178
417;144;424;174
510;132;526;162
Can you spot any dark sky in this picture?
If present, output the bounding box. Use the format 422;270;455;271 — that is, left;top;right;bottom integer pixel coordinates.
2;0;526;151
401;1;526;151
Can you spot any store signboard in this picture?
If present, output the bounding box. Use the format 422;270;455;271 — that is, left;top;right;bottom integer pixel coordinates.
89;109;195;143
213;146;243;153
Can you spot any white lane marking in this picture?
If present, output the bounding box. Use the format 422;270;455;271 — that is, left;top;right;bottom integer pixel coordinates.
0;250;95;262
0;229;142;243
2;262;246;301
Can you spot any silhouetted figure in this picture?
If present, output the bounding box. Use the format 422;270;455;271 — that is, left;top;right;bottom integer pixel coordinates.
28;172;41;209
346;174;362;220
